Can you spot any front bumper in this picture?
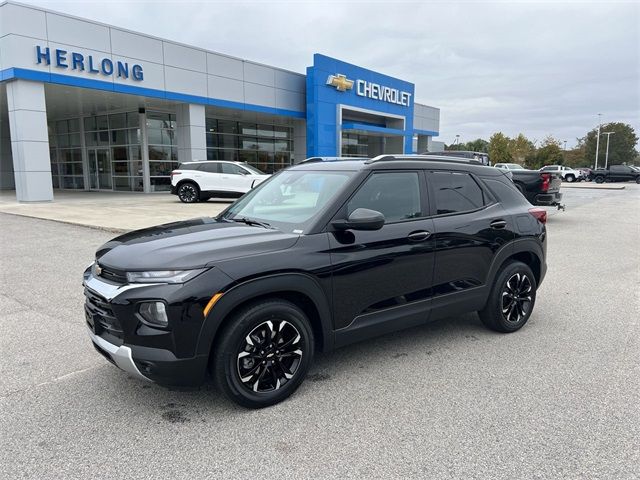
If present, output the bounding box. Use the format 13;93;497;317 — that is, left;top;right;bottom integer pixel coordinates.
82;268;232;386
534;192;563;206
88;327;150;382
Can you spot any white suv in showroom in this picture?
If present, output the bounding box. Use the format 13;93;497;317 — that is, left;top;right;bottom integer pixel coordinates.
170;161;270;203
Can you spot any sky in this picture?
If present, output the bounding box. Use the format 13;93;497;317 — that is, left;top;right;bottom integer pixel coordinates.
17;0;640;148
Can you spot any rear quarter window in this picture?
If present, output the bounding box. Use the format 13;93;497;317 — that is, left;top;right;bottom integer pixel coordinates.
482;178;530;206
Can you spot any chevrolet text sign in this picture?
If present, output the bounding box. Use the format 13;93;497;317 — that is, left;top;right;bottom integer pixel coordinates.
356;80;412;107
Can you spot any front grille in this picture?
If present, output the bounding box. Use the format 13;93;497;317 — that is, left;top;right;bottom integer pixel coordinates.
98;264;127;284
84;288;123;339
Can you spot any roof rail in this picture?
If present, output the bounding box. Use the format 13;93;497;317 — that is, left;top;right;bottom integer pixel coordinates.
365;154;484;165
299;156;369;164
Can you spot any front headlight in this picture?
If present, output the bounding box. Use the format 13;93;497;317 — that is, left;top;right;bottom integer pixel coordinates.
126;268;207;284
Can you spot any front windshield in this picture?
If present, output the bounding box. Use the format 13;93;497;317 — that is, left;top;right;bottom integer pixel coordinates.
219;170;356;233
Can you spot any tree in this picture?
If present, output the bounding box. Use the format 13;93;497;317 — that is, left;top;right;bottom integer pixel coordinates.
464;138;489;153
488;132;512;163
583;122;638;168
508;133;535;167
528;136;563;169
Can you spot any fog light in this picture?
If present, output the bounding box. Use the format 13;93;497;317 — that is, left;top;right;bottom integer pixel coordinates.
138;302;169;328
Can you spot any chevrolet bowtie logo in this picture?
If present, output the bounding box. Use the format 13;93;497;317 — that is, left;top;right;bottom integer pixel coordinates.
326;73;354;92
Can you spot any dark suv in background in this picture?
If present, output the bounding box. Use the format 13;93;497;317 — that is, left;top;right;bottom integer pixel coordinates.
84;155;547;408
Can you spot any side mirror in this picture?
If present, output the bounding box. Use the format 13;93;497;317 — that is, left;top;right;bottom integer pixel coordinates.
332;208;385;231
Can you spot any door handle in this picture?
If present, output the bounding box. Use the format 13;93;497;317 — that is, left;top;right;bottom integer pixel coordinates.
490;219;507;229
408;231;431;242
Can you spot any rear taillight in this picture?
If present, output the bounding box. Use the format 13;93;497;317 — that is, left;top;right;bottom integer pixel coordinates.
540;173;551;192
170;171;181;180
529;207;547;224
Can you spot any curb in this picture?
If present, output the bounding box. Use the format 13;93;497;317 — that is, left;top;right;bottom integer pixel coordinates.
0;211;128;233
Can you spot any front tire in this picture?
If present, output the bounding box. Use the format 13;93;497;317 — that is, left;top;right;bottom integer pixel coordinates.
595;176;605;184
212;300;314;408
177;182;200;203
565;175;575;183
479;261;537;333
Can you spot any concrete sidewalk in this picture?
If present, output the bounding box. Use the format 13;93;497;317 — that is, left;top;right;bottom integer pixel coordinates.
0;191;231;232
560;182;626;189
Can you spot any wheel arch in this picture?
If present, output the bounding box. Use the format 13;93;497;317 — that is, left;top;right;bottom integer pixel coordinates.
487;239;545;289
196;273;333;364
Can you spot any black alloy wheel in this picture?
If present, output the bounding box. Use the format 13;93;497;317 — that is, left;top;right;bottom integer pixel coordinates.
595;176;605;184
479;261;537;333
501;273;533;323
213;299;314;408
177;182;199;203
237;319;303;393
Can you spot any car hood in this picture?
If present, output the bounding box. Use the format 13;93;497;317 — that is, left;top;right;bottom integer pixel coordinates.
95;217;299;271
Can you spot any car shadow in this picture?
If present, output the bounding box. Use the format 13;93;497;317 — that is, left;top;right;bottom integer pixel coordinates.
98;311;492;417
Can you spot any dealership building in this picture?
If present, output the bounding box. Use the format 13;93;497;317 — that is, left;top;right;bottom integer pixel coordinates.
0;1;440;202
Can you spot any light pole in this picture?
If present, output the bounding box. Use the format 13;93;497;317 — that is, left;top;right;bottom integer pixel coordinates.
563;140;567;151
602;132;615;169
595;113;602;169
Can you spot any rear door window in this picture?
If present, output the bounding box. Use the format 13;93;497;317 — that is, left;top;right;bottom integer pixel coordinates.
199;162;220;173
221;163;246;175
430;171;487;215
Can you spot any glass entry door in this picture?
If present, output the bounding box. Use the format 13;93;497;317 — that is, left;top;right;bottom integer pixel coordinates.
88;148;112;190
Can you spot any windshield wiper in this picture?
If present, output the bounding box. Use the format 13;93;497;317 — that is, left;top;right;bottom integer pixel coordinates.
228;216;272;229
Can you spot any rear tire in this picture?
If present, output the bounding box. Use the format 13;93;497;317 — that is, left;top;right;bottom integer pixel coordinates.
565;175;575;183
479;261;537;333
212;299;314;408
636;177;640;184
177;182;200;203
595;176;605;184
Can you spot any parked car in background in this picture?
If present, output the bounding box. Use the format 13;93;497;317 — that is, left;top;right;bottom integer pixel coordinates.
509;169;564;209
495;163;526;171
539;165;584;182
171;161;270;203
577;167;593;180
589;164;640;184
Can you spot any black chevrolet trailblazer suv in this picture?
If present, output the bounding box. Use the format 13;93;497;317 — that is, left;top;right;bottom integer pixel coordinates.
84;155;548;408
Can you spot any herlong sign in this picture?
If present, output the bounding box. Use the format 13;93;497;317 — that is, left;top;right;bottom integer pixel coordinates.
35;46;144;81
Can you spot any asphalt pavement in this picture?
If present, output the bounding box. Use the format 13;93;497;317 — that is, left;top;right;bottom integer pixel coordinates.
1;185;639;479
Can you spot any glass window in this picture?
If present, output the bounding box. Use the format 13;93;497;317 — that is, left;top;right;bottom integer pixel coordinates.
347;172;422;223
218;120;238;134
199;162;220;173
96;115;109;130
56;120;69;134
113;161;130;175
221;170;355;233
221;163;246;175
149;161;176;176
239;123;257;135
218;134;238;149
431;172;485;215
256;124;274;137
206;118;218;132
110;130;129;145
67;118;80;133
84;117;97;132
273;126;290;139
109;113;127;129
206;133;218;149
484;178;528;206
112;146;129;161
127;112;140;128
150;176;171;192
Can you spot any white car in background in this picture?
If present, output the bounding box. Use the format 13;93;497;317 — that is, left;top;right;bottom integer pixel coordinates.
494;163;526;171
170;161;270;203
539;165;584;182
